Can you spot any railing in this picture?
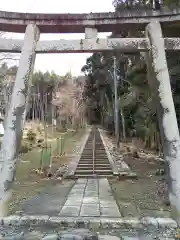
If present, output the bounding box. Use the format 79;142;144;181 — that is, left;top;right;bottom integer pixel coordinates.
92;128;95;175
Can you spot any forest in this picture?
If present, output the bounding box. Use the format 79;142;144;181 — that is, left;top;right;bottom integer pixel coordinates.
0;63;86;131
81;0;180;152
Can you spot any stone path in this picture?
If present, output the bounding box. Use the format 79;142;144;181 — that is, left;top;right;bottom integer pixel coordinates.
59;178;121;217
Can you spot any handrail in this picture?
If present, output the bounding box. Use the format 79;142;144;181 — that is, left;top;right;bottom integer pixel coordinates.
92;129;95;175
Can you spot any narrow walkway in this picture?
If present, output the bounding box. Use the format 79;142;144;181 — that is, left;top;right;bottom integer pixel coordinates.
74;128;114;177
59;178;121;217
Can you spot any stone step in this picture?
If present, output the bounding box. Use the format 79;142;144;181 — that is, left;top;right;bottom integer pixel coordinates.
79;159;109;162
82;150;106;152
74;128;114;177
74;174;114;178
81;153;107;155
76;164;111;168
76;167;111;171
80;156;108;159
75;173;113;177
95;152;107;154
78;162;110;167
81;153;107;156
77;164;111;167
78;163;110;166
80;158;109;161
75;169;113;174
80;155;108;158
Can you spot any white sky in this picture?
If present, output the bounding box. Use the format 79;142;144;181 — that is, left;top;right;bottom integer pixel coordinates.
0;0;114;76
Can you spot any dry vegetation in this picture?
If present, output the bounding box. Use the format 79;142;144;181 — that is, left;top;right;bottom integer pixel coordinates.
53;81;86;130
8;127;85;214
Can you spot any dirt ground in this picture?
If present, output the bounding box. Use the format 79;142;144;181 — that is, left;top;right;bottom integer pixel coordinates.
8;129;85;215
109;153;171;218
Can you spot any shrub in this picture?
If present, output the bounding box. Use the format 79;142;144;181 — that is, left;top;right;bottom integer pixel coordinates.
56;126;67;133
36;138;44;147
26;129;36;142
37;126;42;134
19;141;32;154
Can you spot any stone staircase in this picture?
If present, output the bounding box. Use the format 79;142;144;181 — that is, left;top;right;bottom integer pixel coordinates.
74;129;113;177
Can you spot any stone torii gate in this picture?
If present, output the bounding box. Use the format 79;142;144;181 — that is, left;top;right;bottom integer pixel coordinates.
0;9;180;220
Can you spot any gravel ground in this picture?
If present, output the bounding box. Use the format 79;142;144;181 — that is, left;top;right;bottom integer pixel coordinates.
99;129;171;218
109;153;171;218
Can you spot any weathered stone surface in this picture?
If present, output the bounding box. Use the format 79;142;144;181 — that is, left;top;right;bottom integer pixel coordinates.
123;218;142;229
42;234;59;240
100;207;121;217
98;129;119;175
55;165;68;177
98;236;121;240
141;217;158;228
19;215;50;226
59;178;121;218
1;8;180;33
100;218;125;229
59;206;80;217
1;215;178;232
36;38;148;53
99;128;137;178
1;215;21;226
64;128;91;178
85;27;98;39
20;230;43;239
60;229;98;240
146;21;180;221
80;204;100;217
156;217;178;228
48;216;63;227
0;24;40;217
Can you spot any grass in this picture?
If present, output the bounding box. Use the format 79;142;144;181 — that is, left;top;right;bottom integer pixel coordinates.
8;128;85;215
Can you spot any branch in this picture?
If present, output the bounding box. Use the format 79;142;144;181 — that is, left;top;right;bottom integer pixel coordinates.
0;57;19;61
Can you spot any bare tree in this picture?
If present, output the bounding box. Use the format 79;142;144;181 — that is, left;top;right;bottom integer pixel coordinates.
0;32;20;122
53;79;86;130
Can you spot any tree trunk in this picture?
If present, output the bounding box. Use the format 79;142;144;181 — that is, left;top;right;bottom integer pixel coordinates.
120;108;126;142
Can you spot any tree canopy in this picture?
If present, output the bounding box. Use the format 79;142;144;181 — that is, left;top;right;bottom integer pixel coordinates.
81;0;180;151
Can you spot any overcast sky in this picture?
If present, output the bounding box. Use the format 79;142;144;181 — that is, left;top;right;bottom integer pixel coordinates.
0;0;114;76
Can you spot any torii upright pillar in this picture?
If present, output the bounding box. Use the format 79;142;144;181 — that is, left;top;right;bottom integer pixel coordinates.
146;21;180;221
0;24;40;216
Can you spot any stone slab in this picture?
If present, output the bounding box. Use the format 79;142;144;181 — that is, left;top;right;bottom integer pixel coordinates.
59;178;120;218
84;192;99;198
0;215;178;231
82;197;99;204
100;207;121;217
99;200;117;208
65;199;82;206
59;206;80;217
80;204;100;217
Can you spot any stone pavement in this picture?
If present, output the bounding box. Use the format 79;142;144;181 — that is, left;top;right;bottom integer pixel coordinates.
59;178;121;217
